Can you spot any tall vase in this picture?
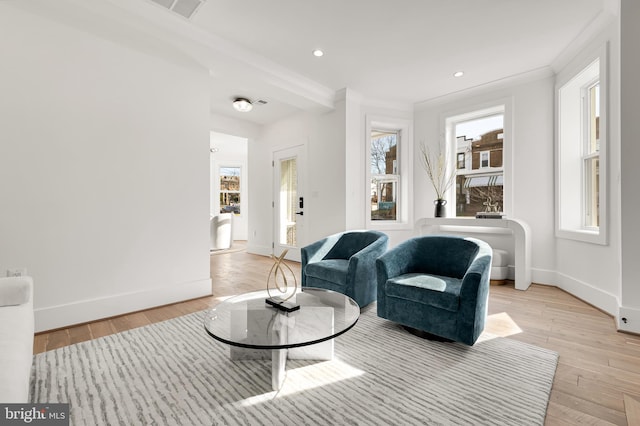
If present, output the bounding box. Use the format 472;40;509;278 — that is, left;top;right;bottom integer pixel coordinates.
434;199;447;217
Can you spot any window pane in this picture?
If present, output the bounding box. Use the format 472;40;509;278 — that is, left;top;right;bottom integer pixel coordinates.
371;177;397;221
219;193;240;214
584;157;599;227
588;83;600;155
370;129;399;221
279;158;297;246
371;131;398;175
454;115;504;217
219;167;240;214
220;167;240;191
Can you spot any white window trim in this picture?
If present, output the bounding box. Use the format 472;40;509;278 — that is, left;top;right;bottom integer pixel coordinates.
555;42;608;245
365;115;413;231
443;101;512;217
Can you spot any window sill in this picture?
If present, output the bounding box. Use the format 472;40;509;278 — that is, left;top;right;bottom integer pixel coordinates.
368;221;414;232
556;228;607;245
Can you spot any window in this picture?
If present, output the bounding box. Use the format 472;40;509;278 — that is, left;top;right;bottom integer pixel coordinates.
447;109;505;217
365;116;413;228
219;166;241;215
370;130;399;221
556;43;607;244
480;151;490;168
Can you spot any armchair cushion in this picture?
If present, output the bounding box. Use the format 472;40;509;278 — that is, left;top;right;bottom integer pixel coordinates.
385;274;461;312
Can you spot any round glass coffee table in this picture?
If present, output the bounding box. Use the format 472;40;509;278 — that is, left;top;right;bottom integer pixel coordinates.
203;287;360;390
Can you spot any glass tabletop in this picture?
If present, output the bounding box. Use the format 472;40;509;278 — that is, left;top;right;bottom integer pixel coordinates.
203;288;360;350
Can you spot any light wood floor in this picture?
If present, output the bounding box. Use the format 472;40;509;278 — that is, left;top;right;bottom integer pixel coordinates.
34;243;640;425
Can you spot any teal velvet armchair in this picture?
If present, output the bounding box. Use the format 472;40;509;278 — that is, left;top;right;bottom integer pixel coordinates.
301;230;389;308
376;235;492;345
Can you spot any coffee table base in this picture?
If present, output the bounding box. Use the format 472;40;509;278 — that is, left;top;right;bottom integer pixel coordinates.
230;306;335;390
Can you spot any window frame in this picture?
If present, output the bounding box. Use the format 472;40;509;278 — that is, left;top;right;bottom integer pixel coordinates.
365;115;413;230
444;102;511;218
218;165;242;216
555;43;608;245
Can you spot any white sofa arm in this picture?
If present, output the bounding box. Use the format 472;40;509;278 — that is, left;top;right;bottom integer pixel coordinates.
0;276;33;306
0;276;34;403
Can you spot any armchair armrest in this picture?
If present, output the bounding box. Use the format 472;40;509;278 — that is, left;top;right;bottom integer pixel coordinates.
375;239;416;284
301;233;344;286
347;234;388;303
457;250;492;344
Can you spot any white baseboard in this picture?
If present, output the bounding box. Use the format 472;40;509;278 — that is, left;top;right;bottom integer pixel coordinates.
544;271;619;318
34;278;212;333
246;244;273;257
528;269;632;331
531;268;557;286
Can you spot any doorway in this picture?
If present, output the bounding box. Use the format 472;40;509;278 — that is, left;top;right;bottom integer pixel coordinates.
210;132;248;241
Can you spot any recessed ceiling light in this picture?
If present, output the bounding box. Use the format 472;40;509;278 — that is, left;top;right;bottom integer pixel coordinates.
232;98;253;112
312;49;324;57
453;71;464;78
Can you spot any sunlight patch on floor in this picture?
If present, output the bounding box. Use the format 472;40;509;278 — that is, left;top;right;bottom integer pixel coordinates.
235;358;365;407
478;312;523;342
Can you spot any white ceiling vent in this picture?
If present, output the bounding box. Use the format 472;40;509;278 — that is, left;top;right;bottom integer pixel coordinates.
148;0;207;20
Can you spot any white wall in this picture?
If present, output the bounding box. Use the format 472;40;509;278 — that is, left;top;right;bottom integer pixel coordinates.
620;0;640;331
0;5;211;331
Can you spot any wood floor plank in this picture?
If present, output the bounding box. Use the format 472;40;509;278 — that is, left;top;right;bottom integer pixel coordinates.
550;390;628;425
624;394;640;426
67;324;92;345
88;320;116;340
32;334;47;354
44;329;69;351
110;312;151;333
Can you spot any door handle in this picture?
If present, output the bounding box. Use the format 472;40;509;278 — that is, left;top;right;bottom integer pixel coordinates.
295;211;304;216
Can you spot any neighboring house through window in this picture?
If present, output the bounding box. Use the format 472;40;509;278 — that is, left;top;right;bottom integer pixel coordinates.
446;107;506;217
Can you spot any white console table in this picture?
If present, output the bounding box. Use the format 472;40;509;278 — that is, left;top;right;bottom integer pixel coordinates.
415;217;532;291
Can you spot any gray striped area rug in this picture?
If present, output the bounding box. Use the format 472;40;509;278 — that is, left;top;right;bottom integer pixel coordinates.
31;307;558;425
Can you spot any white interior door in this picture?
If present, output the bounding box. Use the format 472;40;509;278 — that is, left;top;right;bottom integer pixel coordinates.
273;145;305;262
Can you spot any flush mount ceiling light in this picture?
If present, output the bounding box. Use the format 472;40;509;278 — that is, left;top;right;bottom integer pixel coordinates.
453;71;464;78
232;98;253;112
312;49;324;57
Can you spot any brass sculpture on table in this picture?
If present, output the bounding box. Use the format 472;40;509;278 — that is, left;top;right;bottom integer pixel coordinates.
265;249;300;312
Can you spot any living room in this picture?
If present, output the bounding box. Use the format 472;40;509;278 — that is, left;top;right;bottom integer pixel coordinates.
1;0;640;424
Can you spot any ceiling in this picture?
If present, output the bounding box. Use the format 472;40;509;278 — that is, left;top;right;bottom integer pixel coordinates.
15;0;611;125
